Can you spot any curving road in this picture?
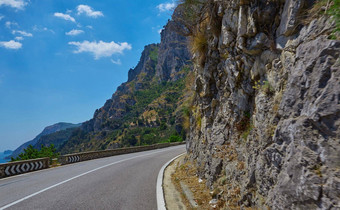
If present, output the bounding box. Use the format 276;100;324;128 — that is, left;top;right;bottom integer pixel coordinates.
0;145;185;210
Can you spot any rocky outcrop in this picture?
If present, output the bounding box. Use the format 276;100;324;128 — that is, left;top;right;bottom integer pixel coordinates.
90;44;159;132
156;17;191;81
186;0;339;209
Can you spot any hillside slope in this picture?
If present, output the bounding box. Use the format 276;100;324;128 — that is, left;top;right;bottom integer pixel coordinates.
182;0;340;209
7;122;80;159
58;9;193;154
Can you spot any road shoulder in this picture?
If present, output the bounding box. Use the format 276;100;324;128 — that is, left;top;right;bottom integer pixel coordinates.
163;154;187;210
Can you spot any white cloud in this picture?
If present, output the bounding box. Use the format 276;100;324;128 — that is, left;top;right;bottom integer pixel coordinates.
12;30;32;37
68;40;132;59
157;2;175;12
15;36;23;40
111;59;121;65
0;15;4;21
86;25;93;29
54;12;76;22
5;21;18;28
0;0;27;10
0;40;22;49
5;21;10;28
66;29;84;36
33;25;55;34
158;29;163;34
77;5;103;18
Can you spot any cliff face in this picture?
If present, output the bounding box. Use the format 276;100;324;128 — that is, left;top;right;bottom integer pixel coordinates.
59;9;193;154
186;0;339;209
156;17;191;81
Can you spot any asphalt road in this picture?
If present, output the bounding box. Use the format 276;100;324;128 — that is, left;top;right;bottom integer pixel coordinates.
0;145;186;210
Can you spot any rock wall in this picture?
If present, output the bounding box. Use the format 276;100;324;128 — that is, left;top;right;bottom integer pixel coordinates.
186;0;340;209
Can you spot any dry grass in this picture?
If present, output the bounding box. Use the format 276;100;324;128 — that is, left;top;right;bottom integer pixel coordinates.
171;159;225;209
302;0;340;39
304;0;329;22
190;30;208;66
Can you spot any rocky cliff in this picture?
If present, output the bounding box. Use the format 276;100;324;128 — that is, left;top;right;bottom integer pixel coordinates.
58;9;193;154
184;0;340;209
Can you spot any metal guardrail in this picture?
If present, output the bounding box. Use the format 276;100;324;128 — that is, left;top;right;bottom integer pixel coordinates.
0;142;185;178
0;158;49;179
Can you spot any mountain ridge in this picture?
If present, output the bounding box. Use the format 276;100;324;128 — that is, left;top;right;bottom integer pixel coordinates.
6;122;81;159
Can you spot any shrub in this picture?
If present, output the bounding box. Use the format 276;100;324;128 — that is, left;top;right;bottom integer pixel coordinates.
149;47;158;62
253;80;274;96
241;123;253;140
169;135;183;142
190;30;208;66
328;0;340;36
11;144;59;162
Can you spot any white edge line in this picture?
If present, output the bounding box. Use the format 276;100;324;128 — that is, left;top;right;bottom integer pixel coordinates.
156;152;185;210
0;146;183;210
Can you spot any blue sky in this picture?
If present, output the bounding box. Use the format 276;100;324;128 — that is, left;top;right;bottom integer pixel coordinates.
0;0;177;151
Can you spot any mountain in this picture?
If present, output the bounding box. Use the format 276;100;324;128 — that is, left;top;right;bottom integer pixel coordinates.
3;150;12;155
57;8;193;154
181;0;340;209
7;122;81;159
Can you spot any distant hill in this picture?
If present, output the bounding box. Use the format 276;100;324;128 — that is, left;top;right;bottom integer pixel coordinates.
3;150;13;155
6;122;81;159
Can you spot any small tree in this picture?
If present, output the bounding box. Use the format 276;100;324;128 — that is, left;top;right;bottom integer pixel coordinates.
169;135;183;143
11;144;59;162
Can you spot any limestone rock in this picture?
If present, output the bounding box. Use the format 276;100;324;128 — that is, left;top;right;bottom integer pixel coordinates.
187;0;340;209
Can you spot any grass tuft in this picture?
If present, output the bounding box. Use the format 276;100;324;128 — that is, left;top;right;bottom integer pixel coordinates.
190;30;208;66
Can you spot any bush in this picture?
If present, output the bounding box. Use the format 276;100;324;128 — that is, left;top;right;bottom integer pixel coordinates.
127;135;137;146
190;30;208;66
11;144;59;162
169;135;183;142
149;47;158;62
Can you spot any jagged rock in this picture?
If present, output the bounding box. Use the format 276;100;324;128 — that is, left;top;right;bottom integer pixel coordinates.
237;6;248;37
276;0;305;37
244;32;270;55
187;0;340;209
156;16;191;81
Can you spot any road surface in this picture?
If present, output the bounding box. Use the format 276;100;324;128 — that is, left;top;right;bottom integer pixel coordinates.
0;145;185;210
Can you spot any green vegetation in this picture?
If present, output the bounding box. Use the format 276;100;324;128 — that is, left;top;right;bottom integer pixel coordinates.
11;144;59;162
35;127;77;150
306;0;340;39
59;75;190;154
253;80;274;96
328;0;340;37
234;111;254;140
168;135;183;142
149;47;158;62
242;124;253;140
57;41;193;154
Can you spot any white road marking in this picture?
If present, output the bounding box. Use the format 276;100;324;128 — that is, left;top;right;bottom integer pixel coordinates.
0;146;183;210
156;153;185;210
